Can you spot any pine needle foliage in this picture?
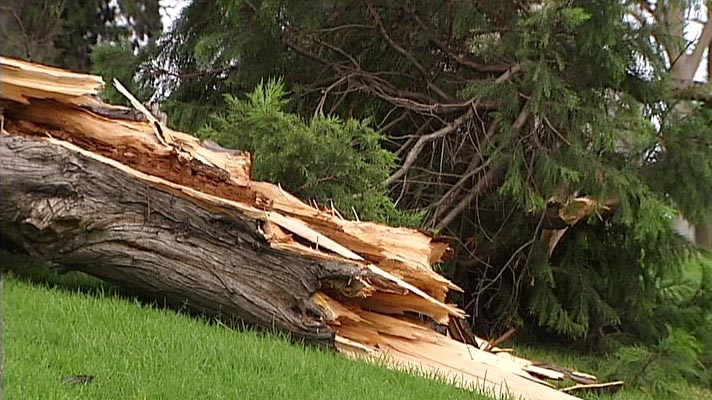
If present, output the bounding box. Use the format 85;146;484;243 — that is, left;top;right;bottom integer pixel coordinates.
1;1;162;72
92;41;156;106
199;80;423;226
604;327;702;399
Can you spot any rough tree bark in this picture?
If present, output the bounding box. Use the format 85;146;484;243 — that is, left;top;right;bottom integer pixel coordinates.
0;133;370;345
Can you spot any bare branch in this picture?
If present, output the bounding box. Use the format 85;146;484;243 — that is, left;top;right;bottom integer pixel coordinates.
378;109;409;132
435;166;503;231
366;2;453;102
315;24;374;33
684;16;712;81
382;109;474;187
375;92;499;114
314;76;349;117
309;35;362;69
0;4;54;60
432;106;530;230
409;11;513;73
282;23;518;117
672;80;712;101
427;156;492;225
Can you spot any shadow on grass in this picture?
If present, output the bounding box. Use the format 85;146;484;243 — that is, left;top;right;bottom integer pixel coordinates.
0;250;117;295
0;249;256;333
0;249;324;351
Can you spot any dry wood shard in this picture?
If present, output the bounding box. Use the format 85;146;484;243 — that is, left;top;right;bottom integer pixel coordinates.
0;56;586;400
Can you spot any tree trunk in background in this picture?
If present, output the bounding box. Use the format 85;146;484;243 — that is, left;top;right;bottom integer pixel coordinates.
646;1;712;247
694;215;712;247
697;14;712;249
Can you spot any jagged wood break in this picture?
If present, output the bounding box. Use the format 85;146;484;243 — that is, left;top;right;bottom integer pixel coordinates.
0;56;582;400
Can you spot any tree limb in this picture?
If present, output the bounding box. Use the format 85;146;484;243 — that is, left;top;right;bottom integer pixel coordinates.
679;16;712;85
435;166;503;231
409;10;513;73
366;2;453;102
432;106;530;230
381;109;474;187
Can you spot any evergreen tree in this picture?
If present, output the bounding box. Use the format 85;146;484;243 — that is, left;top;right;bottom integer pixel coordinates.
199;80;422;226
155;0;712;343
0;0;162;72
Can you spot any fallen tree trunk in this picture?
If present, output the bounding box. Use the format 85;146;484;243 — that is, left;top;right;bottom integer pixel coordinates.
0;56;586;400
0;133;367;344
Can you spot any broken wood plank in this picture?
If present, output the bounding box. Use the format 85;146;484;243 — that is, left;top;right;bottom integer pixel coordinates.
561;381;624;393
330;309;582;400
484;327;517;352
531;362;599;384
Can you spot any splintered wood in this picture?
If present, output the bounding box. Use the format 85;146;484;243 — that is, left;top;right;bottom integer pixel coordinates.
1;57;586;400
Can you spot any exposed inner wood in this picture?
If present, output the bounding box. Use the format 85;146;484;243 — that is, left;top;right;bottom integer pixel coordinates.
0;56;590;400
561;381;624;393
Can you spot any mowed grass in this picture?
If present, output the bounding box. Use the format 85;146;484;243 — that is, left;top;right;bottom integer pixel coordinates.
1;255;486;400
6;252;708;400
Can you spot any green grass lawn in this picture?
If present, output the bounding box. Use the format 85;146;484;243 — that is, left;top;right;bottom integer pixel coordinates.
0;255;485;400
2;252;710;400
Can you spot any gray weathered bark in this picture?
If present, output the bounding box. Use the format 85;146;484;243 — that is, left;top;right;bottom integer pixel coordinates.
0;133;370;346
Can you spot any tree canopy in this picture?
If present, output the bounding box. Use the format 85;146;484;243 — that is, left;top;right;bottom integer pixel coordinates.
1;0;162;72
